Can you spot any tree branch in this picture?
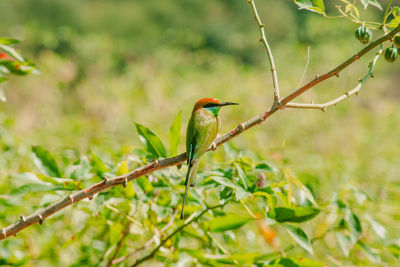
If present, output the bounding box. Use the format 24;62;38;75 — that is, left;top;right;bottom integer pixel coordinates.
247;0;281;102
131;203;226;267
286;46;383;111
0;14;399;242
280;24;400;106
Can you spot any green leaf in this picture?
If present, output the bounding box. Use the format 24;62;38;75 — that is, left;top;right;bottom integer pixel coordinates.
268;257;324;267
387;6;400;28
336;232;353;257
292;0;326;15
168;111;181;156
211;176;249;200
206;214;252;232
357;241;380;263
360;0;382;10
345;209;362;240
268;206;320;223
116;160;130;176
0;38;20;45
90;152;109;176
388;244;400;258
135;122;166;158
284;224;313;254
0;44;25;62
11;183;57;195
365;214;386;240
32;145;62;177
255;162;273;172
235;163;248;190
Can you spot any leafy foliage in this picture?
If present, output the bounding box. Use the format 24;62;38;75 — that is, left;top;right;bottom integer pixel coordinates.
0;0;399;266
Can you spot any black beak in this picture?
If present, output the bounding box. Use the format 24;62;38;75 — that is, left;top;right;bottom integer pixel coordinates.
218;102;239;107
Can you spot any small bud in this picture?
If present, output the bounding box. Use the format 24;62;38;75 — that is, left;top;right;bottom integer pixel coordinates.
68;195;74;203
19;216;25;222
1;228;6;239
88;195;93;200
123;178;128;188
335;72;340;78
322;107;327;112
38;215;44;225
256;173;266;188
211;142;217;151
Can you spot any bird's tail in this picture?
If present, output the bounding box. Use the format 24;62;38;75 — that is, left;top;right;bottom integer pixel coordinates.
180;160;199;220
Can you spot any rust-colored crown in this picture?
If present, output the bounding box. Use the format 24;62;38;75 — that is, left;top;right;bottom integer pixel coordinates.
192;98;221;112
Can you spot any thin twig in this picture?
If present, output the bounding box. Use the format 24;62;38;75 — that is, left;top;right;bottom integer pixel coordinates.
107;222;131;267
111;209;178;265
296;46;311;90
286;46;383;111
0;16;399;244
131;203;226;267
247;0;281;102
280;25;399;107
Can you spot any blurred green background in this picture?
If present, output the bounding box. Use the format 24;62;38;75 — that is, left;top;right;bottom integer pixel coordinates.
1;0;400;265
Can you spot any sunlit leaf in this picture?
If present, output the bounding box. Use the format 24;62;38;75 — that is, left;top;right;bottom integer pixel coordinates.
357;241;380;263
268;206;320;223
116;160;130;176
268;257;324;267
365;214;386;240
284;224;314;254
135;122;166;158
0;38;20;45
0;44;25;62
292;0;326;15
388;244;400;258
168;111;181;156
235;163;248;190
286;171;318;207
90;152;109;176
32;145;62;177
336;232;353;257
360;0;382;10
206;214;252;232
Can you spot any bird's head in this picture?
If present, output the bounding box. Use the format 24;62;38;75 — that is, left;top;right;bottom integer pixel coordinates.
193;98;239;116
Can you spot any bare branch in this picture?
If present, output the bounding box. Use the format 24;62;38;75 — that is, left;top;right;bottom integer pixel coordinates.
0;17;399;243
247;0;281;102
286;46;383;111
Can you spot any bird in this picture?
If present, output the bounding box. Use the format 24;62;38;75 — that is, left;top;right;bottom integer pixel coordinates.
180;98;238;220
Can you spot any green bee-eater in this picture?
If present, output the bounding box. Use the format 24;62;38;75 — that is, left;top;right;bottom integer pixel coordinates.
180;98;238;220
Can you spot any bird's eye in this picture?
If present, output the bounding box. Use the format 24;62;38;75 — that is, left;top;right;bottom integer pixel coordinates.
203;103;218;108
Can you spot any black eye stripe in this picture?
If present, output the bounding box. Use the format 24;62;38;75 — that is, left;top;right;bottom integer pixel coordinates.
203;103;219;108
